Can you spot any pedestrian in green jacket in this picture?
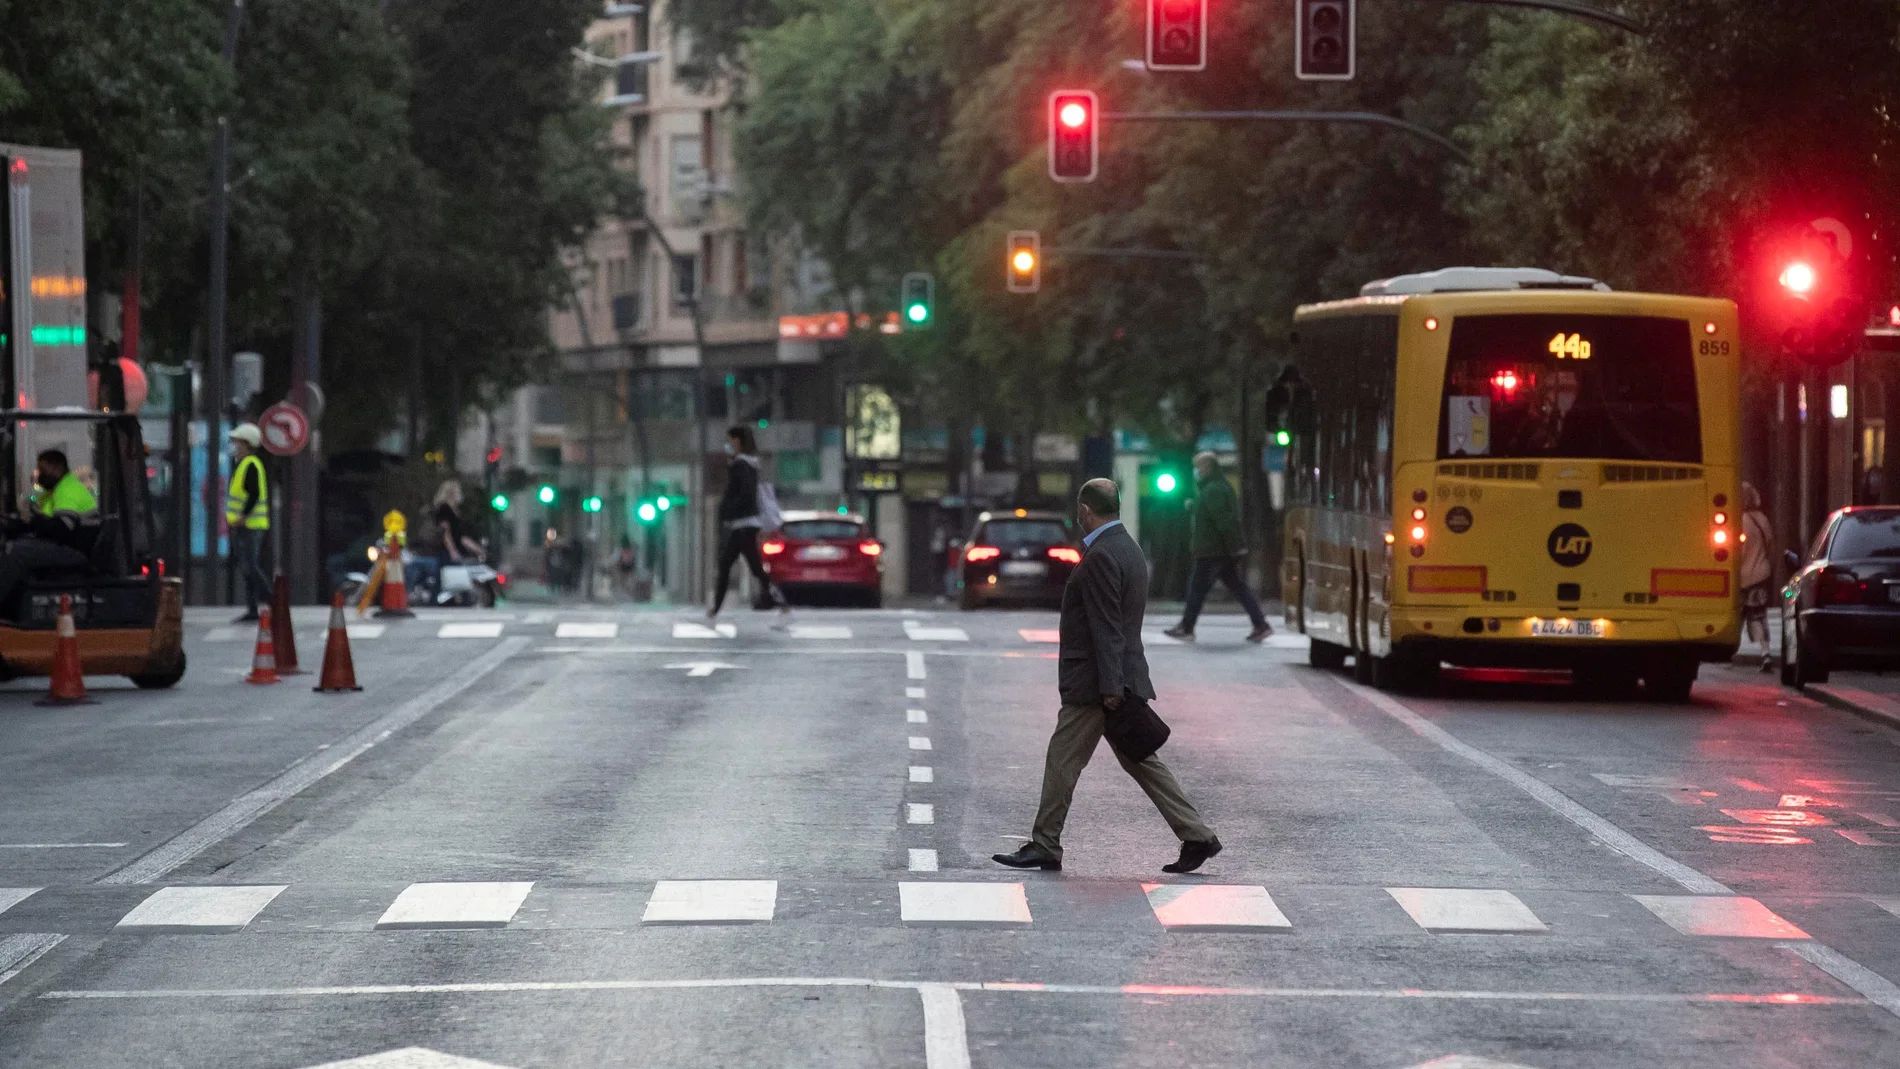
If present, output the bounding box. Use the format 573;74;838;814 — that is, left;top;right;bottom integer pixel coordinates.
1166;452;1272;643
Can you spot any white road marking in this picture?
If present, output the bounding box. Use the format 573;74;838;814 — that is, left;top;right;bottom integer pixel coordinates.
907;708;928;723
0;842;126;849
905;623;969;642
103;638;530;885
1019;629;1060;644
1782;941;1900;1019
39;976;1867;1006
907;686;926;699
664;661;742;678
908;849;940;872
523;611;556;625
908;736;932;751
900;882;1031;926
345;624;385;640
908;804;935;825
1387;888;1547;933
641;880;777;924
907;652;927;678
1872;896;1900;920
1143;884;1291;931
438;622;505;639
555;622;619;639
0;933;63;986
116;885;287;932
305;1049;518;1069
1631;895;1808;939
376;882;534;930
672;621;736;639
918;982;973;1069
788;624;852;639
1337;680;1730;895
0;888;39;915
1404;1058;1546;1069
910;766;934;783
202;626;251;642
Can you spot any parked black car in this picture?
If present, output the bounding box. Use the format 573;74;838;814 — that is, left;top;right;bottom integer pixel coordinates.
1781;505;1900;686
955;509;1080;610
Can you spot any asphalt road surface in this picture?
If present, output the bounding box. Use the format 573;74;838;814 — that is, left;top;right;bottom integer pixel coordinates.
1;604;1898;1068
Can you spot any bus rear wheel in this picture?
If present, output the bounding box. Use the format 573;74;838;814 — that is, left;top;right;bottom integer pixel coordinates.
1309;639;1349;670
1644;656;1699;704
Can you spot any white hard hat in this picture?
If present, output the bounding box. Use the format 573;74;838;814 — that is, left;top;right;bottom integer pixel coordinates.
231;423;263;447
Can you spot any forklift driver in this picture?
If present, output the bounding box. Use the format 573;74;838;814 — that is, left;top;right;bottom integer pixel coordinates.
0;449;100;609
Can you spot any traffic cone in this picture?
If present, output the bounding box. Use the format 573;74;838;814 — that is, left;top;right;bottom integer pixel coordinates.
314;591;363;693
270;574;302;675
246;606;279;685
374;539;415;619
37;593;92;706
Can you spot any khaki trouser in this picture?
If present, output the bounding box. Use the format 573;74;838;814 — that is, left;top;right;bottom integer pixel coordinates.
1031;702;1214;858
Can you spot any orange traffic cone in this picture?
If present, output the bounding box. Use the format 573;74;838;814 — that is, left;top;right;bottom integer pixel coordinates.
246;606;279;685
375;540;415;619
270;574;302;675
37;593;91;706
314;591;363;693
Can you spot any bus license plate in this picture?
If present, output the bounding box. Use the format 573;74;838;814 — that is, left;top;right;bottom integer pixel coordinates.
1531;618;1602;638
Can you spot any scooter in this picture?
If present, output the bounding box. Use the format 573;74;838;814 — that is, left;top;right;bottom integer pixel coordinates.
437;557;502;608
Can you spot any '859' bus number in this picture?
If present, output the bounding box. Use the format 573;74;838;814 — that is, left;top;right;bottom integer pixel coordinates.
1698;339;1731;356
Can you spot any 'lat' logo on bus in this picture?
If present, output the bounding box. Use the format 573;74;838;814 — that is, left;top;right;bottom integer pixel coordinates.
1547;523;1593;568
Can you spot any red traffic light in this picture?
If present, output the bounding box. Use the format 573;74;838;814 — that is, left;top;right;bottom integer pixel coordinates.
485;445;504;464
1047;90;1098;183
1779;261;1817;297
1148;0;1207;71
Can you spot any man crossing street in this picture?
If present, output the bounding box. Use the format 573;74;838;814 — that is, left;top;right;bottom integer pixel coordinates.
994;478;1223;875
1165;451;1272;643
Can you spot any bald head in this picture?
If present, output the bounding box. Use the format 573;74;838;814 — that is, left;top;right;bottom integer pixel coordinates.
1077;478;1120;534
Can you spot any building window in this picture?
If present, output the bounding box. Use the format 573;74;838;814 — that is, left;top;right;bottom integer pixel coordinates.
671;254;698;312
670;134;705;222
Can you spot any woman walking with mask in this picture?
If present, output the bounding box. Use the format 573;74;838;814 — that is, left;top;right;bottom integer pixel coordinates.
709;425;788;620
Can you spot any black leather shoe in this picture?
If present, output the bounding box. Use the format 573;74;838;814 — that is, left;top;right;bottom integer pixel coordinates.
1162;837;1222;873
992;844;1062;871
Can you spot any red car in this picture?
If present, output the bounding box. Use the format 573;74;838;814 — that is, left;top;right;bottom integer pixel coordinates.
762;511;885;607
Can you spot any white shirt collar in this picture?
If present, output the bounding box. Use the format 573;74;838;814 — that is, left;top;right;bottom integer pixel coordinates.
1082;519;1122;548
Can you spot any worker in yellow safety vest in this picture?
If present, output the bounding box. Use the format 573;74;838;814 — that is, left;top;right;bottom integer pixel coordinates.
0;448;100;609
226;423;272;622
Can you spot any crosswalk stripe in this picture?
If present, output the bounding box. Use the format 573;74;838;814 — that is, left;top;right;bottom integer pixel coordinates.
307;1049;517;1069
376;882;534;930
908;849;939;873
907;804;935;825
202;626;251;642
673;621;736;639
788;624;852;639
641;880;777;924
1873;896;1900;920
116;885;286;932
1387;888;1547;933
346;624;386;640
554;622;619;639
0;888;40;916
904;624;969;642
1019;629;1060;644
0;933;64;986
437;622;505;639
1631;895;1809;939
900;882;1031;926
1143;884;1291;931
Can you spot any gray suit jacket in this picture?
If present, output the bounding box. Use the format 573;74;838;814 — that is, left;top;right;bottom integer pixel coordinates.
1058;523;1156;706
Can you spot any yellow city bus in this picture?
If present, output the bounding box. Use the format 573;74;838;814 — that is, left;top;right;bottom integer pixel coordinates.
1279;268;1741;701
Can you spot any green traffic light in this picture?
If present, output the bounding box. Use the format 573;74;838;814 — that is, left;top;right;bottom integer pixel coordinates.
637;502;658;523
536;485;556;505
656;495;672;511
1274;429;1291;447
583;495;603;513
836;504;849;515
491;493;510;512
906;303;928;324
1156;472;1178;494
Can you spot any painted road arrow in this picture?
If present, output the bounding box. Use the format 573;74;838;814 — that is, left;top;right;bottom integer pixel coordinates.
306;1049;517;1069
664;661;743;678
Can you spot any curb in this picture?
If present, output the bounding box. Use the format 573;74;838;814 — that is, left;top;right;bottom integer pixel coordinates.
1805;683;1900;733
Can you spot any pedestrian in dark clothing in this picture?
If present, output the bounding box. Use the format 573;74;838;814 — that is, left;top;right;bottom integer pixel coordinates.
994;478;1222;875
1166;452;1271;643
709;425;787;620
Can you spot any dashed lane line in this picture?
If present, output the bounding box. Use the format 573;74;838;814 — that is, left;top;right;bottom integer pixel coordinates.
99;638;530;886
908;652;927;679
908;849;940;872
907;709;928;723
907;687;926;699
909;766;933;783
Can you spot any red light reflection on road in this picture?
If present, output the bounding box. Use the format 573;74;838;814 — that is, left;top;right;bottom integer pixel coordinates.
1697;825;1811;845
1720;809;1836;828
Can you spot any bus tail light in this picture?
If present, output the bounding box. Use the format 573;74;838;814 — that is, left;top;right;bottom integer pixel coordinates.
965;545;1001;562
1047;546;1082;564
1815;567;1865;606
1408;565;1486;594
1651;569;1730;599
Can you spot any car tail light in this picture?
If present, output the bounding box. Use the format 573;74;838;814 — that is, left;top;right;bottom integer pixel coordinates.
1816;567;1865;606
859;541;882;556
1048;546;1081;564
965;545;1001;562
762;538;786;556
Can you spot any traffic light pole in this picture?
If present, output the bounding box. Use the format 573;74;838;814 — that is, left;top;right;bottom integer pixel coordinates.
1106;110;1471;164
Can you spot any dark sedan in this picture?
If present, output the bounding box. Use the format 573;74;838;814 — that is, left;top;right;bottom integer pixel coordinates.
956;510;1080;610
1781;505;1900;686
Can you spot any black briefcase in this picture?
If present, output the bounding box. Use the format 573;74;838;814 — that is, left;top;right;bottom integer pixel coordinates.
1104;690;1171;763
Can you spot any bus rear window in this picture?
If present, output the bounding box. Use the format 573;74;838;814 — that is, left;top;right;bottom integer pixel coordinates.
1438;314;1700;463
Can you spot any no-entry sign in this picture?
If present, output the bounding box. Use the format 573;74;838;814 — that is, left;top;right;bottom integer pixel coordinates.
260;400;311;457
